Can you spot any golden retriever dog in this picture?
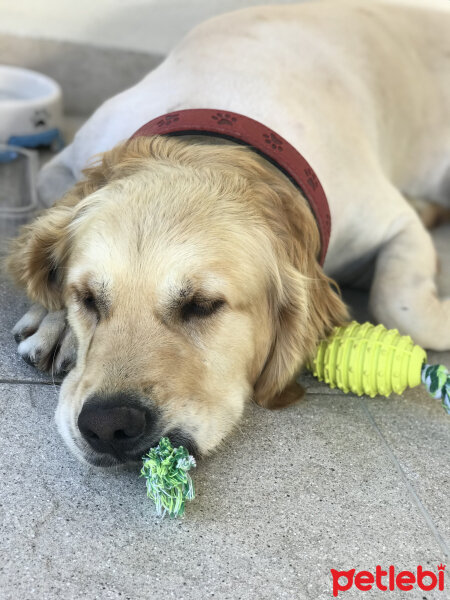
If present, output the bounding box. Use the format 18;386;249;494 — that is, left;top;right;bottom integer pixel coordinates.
6;0;450;466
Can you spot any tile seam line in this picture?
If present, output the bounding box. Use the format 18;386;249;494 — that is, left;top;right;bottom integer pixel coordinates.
360;397;449;558
0;378;61;386
0;381;339;393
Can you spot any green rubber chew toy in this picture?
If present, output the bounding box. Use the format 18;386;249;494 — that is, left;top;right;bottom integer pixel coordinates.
142;321;449;518
307;321;450;414
141;437;196;518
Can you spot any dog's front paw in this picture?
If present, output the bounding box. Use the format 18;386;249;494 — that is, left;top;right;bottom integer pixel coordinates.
12;305;77;375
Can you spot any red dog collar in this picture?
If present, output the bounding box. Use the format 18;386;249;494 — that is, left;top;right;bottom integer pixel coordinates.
131;109;330;264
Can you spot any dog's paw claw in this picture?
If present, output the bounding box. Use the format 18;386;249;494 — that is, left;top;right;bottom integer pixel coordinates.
20;350;41;368
14;307;77;376
55;356;75;375
12;304;48;344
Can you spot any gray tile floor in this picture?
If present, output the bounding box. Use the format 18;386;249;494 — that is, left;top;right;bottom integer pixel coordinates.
0;136;449;599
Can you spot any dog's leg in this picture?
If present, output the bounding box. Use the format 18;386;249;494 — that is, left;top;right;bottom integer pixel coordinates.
12;305;77;374
407;195;450;230
369;211;450;350
12;303;47;342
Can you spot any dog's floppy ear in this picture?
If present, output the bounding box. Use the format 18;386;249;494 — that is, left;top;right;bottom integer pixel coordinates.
253;261;348;409
5;138;148;309
6;194;79;310
250;171;349;409
5;145;124;310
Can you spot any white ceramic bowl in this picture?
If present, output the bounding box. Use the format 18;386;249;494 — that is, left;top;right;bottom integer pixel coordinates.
0;65;63;148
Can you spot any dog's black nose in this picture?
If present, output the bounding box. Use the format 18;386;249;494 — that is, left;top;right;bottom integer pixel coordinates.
78;393;155;457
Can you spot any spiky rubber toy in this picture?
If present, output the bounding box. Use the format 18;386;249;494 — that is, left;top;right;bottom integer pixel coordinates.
307;321;449;413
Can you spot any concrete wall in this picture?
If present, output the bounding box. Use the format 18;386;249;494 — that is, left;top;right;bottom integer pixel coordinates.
1;0;446;55
0;0;303;55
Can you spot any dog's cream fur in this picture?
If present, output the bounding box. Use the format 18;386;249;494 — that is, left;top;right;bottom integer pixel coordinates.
6;0;450;464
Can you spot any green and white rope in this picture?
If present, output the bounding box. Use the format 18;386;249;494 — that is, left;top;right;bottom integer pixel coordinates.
421;363;450;415
141;437;196;518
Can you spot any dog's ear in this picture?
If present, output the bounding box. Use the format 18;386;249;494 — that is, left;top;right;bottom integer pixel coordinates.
5;195;79;310
5;138;146;310
248;163;349;409
5;146;122;310
264;379;306;410
253;260;348;409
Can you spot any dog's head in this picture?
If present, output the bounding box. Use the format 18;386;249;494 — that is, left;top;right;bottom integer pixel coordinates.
7;136;347;465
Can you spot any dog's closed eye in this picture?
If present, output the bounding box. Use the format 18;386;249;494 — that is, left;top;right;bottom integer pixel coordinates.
181;298;225;321
81;293;98;314
71;287;102;320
